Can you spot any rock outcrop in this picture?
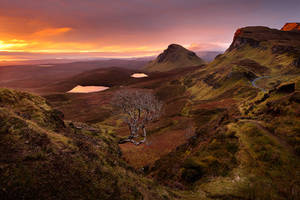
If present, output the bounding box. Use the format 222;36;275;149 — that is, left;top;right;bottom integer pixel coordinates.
228;26;300;52
281;22;300;32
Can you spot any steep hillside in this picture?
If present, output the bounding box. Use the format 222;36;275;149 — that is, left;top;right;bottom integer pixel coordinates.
148;82;300;199
145;25;300;199
145;44;205;72
185;25;300;101
0;88;175;200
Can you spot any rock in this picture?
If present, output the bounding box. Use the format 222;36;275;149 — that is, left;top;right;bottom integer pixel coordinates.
228;29;260;51
281;23;300;32
203;72;221;88
276;83;295;93
272;45;295;54
227;26;300;52
255;93;270;104
236;59;270;75
293;57;300;68
227;70;257;81
289;92;300;103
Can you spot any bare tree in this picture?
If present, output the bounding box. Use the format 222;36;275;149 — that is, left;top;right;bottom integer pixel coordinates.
112;89;162;145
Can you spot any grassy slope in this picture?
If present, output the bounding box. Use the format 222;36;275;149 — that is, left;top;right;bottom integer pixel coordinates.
0;88;176;200
186;26;300;101
145;27;300;199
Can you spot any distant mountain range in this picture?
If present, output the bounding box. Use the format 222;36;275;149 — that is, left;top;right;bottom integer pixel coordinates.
0;52;221;67
195;51;222;62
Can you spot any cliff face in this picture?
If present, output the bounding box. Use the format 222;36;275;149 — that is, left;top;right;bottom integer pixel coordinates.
228;26;300;53
144;44;205;72
281;22;300;32
223;25;300;75
184;24;300;102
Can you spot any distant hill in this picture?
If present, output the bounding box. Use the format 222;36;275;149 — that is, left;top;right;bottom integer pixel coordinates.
49;67;137;93
195;51;223;62
0;59;148;94
144;44;205;72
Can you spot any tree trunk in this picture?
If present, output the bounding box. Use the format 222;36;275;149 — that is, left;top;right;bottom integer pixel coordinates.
119;126;147;146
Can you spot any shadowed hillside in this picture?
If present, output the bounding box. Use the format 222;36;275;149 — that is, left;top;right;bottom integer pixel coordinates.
0;88;176;200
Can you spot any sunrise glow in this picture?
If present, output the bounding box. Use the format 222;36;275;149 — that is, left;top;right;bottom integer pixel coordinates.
0;0;299;61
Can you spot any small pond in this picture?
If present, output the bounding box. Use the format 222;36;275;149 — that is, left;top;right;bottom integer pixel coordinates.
131;73;148;78
67;85;109;93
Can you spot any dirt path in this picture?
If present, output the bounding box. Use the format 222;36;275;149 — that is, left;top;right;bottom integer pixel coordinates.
251;76;270;92
240;119;295;155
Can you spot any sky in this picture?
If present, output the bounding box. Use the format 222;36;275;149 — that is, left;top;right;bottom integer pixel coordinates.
0;0;299;61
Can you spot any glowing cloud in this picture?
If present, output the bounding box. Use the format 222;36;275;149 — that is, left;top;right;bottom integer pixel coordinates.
0;40;29;50
0;0;299;59
188;43;230;52
33;27;72;37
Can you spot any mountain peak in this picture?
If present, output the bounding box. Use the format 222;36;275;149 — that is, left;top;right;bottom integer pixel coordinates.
167;43;184;49
145;44;204;72
281;23;300;32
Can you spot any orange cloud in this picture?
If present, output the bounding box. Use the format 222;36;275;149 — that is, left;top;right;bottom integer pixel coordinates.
0;40;30;50
0;38;162;56
188;42;230;51
33;27;72;37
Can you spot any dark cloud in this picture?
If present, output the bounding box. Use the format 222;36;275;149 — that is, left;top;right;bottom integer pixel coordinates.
0;0;299;55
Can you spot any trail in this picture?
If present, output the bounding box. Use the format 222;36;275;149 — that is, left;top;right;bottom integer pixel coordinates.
251;76;270;92
240;119;295;155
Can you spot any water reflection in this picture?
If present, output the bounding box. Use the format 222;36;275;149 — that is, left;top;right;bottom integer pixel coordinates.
67;85;109;93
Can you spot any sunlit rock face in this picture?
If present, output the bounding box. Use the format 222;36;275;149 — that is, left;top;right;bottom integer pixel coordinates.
131;73;148;78
281;23;300;32
67;85;109;93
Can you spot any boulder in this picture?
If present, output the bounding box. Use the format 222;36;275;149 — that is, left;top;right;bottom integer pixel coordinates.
276;83;295;93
